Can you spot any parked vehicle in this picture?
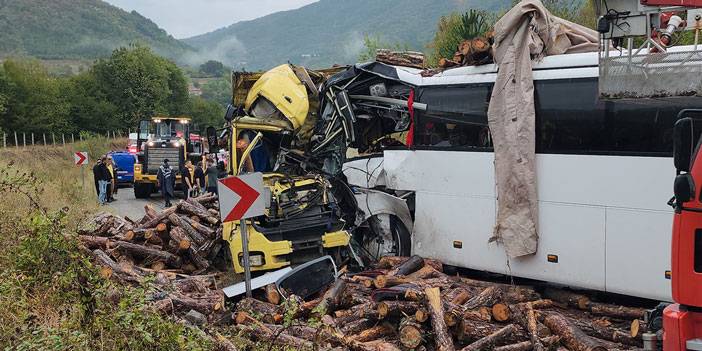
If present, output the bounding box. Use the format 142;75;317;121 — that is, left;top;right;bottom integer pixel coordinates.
133;116;204;198
311;46;702;302
108;151;137;185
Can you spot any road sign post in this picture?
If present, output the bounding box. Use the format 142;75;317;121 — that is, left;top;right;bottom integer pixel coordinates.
74;152;89;189
217;172;265;298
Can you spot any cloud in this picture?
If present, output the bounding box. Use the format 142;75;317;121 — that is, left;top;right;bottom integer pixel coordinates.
181;35;249;67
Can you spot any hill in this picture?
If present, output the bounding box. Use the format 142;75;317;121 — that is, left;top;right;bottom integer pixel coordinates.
0;0;193;61
184;0;511;70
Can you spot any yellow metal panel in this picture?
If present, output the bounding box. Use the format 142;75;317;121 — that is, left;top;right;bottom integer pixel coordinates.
244;64;309;131
322;231;351;248
224;221;293;273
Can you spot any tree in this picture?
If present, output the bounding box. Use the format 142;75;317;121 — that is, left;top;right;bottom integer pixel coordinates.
92;45;190;127
0;59;71;134
201;78;231;106
199;60;226;77
187;97;224;129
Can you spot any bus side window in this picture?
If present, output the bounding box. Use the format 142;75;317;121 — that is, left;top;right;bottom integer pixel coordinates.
415;84;493;150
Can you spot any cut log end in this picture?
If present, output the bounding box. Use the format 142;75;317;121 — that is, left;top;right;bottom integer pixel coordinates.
492;303;511;322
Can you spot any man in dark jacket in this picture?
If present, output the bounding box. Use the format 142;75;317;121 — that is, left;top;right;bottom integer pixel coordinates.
157;159;176;207
97;156;111;205
193;161;206;196
92;158;103;197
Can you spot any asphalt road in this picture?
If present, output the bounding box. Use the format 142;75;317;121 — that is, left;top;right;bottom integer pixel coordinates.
106;184;169;220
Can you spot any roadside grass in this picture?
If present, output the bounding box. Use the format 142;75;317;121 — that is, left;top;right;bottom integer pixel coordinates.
0;138;215;351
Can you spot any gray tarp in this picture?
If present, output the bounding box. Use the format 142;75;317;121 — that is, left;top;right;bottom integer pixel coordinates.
488;0;599;257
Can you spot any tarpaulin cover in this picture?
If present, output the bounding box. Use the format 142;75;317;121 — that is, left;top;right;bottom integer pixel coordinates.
488;0;599;257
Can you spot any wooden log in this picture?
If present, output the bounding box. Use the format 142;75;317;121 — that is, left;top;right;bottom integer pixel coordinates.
113;241;182;268
168;214;206;246
399;317;424;349
493;336;562;351
415;308;429;323
341;318;373;335
461;324;518;351
179;201;218;225
376;256;443;272
352;323;395;342
375;49;426;69
543;288;590;309
377;300;420;320
168;226;192;251
169;292;222;315
493;303;511;322
439;58;460;69
265;284;281;305
458;40;472;56
79;235;112;250
425;287;455;351
144;204;158;219
182;216;215;238
374;275;412;289
464;286;503;310
406;265;442;280
139;206;177;229
582;301;646;320
543;313;608;351
313;278;347;318
235;298;280;324
631;319;644;338
387;255;424;276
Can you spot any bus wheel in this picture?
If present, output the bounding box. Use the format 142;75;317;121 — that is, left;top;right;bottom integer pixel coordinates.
134;183;152;199
359;215;411;264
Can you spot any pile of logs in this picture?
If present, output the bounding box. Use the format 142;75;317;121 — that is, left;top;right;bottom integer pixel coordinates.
375;49;427;69
232;255;648;351
78;194;228;323
438;31;495;70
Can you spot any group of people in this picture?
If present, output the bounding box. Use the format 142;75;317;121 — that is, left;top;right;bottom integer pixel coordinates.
156;156;220;208
92;150;222;208
92;155;117;205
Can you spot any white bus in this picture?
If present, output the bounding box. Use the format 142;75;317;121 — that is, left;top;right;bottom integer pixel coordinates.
314;46;702;302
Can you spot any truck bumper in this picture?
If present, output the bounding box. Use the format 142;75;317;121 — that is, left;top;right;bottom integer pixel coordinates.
222;221;350;273
663;303;702;351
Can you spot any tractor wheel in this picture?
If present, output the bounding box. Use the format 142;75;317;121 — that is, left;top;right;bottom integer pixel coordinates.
134;183;152;199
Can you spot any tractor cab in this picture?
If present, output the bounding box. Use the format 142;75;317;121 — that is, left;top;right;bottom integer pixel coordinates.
133;116;203;198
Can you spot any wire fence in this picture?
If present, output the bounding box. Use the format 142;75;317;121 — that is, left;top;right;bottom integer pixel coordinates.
0;130;132;148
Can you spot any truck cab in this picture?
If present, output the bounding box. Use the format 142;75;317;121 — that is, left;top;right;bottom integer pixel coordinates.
218;64;354;273
665;110;702;350
133;116;203;198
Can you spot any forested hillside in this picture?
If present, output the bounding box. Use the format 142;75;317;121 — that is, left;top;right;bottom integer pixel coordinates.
185;0;511;70
0;0;193;61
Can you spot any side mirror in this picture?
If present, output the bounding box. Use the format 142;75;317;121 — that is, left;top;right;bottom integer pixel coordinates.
674;173;695;204
224;104;236;122
674;118;694;172
206;126;218;150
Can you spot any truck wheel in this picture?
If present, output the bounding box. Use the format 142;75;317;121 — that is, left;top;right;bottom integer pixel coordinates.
134;183;151;199
359;215;411;264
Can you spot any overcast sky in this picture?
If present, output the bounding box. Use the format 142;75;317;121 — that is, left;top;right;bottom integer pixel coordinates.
104;0;319;39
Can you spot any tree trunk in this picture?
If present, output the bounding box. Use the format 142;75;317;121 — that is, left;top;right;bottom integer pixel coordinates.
179;201;218;225
493;336;562;351
542;288;590;309
168;214;207;245
460;324;518;351
265;284;281;305
113;241;182;268
313;278;347;318
387;255;425;276
543;313;608;351
375;49;426;69
399;317;425;349
235;298;281;324
582;301;646;320
425;287;455;351
139;206;177;229
352;323;395;342
377;300;420;320
464;286;503;310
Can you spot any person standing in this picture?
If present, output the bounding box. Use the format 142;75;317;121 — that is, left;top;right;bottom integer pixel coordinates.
181;160;194;199
157;159;176;207
97;156;110;205
92;158;103;198
205;158;219;195
106;156;117;202
194;161;206;197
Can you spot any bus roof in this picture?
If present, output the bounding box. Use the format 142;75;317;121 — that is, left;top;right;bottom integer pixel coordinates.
366;44;699;87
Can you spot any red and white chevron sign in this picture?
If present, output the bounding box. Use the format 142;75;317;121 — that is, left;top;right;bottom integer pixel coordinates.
74;152;89;166
217;172;265;222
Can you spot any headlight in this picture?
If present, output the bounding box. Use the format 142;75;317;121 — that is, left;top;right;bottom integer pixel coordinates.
172;141;181;147
147;141;154;147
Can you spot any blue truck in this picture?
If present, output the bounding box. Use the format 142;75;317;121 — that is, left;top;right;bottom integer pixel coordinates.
108;151;137;185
